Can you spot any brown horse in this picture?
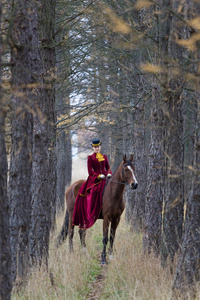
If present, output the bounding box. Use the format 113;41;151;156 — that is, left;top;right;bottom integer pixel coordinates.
57;154;138;264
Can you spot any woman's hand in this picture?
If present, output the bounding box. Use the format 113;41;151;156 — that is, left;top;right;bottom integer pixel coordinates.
98;174;105;179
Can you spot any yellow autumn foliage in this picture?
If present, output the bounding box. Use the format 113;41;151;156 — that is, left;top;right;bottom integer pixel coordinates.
189;17;200;30
134;0;153;10
105;7;131;34
176;33;200;51
141;63;163;74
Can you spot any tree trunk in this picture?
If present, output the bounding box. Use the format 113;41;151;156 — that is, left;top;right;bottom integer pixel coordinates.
56;126;72;212
29;0;56;267
132;76;147;232
161;79;184;265
172;0;200;293
172;93;200;298
56;84;72;212
55;29;72;212
143;81;164;255
109;70;125;172
125;109;135;224
0;7;12;294
161;0;185;266
142;2;165;254
0;104;12;300
9;0;34;282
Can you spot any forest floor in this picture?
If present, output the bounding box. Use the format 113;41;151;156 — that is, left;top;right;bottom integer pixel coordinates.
86;255;107;300
12;212;200;300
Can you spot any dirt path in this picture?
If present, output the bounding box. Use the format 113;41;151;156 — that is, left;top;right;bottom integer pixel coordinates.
86;253;108;300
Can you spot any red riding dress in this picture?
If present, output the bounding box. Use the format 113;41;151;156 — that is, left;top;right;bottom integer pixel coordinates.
72;152;112;229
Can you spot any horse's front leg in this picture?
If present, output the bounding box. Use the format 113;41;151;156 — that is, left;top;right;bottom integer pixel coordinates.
68;213;74;251
79;229;86;248
109;217;120;256
101;217;109;265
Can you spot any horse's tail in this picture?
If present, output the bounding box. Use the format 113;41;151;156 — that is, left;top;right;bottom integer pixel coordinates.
56;209;69;247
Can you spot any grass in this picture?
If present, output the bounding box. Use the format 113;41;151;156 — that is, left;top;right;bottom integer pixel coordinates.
12;212;200;300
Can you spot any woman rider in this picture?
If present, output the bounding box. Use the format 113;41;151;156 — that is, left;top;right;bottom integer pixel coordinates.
72;138;112;229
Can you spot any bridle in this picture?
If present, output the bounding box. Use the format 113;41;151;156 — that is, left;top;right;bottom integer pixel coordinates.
121;163;132;185
105;163;134;186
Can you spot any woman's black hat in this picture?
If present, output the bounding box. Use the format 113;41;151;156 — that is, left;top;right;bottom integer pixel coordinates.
91;139;102;146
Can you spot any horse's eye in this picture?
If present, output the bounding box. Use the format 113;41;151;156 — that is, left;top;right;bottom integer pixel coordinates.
125;169;128;172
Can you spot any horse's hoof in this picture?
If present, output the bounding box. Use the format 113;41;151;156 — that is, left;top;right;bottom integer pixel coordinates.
101;259;107;266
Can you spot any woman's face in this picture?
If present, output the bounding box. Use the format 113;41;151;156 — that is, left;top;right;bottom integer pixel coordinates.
92;145;101;153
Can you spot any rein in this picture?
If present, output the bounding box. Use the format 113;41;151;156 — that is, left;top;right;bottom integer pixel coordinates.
106;178;128;185
102;176;126;196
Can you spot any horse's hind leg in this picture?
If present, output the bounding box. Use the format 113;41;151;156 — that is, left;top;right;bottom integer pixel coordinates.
68;213;74;251
79;229;86;248
56;210;69;247
109;217;120;255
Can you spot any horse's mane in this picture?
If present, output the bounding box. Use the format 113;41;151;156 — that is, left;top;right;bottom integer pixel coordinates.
111;162;122;178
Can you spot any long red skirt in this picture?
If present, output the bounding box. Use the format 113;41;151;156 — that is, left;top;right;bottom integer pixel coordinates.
72;179;106;229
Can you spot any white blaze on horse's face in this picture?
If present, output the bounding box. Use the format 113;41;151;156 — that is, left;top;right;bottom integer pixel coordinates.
127;165;138;189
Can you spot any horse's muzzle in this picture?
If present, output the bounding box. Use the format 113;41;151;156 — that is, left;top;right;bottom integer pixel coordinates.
131;182;138;189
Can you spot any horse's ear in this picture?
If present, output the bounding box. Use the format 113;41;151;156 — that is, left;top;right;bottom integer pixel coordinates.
129;154;133;162
123;154;127;163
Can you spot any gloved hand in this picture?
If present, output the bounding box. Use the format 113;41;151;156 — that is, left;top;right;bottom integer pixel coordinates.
107;173;112;178
98;174;105;179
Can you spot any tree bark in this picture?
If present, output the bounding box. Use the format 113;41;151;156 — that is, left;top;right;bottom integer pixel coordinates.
55;26;72;212
172;93;200;298
125;109;135;224
161;0;185;266
29;0;56;267
0;5;12;294
55;82;72;212
9;0;34;282
0;104;12;300
142;2;165;254
143;82;164;255
56;126;72;212
161;78;184;265
132;76;147;232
